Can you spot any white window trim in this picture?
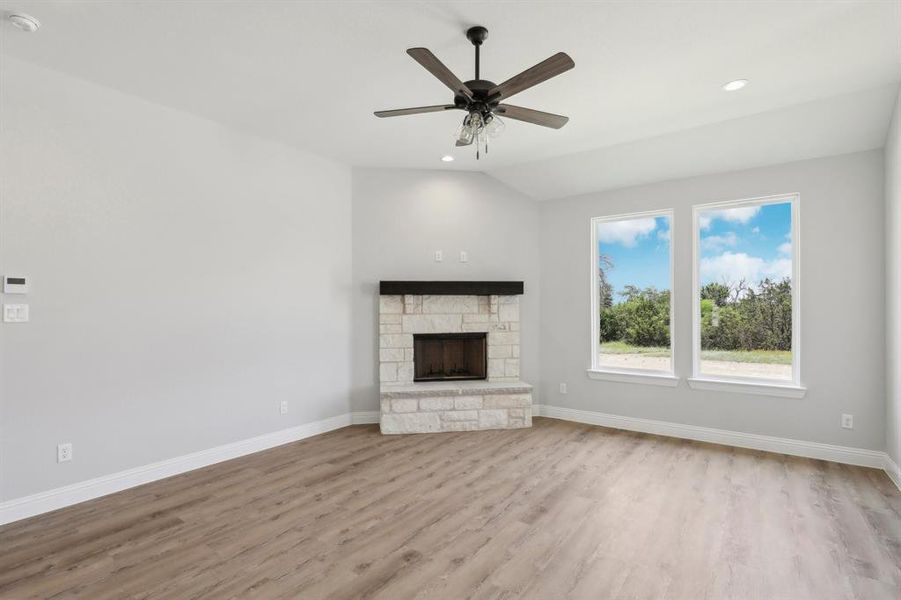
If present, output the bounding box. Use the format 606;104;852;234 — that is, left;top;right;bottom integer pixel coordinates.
686;377;806;398
587;368;679;387
691;193;805;395
589;209;676;382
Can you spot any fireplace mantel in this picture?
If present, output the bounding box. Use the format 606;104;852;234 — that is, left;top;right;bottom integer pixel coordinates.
379;281;523;296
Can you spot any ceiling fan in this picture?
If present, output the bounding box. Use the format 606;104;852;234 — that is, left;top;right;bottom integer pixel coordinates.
374;26;574;159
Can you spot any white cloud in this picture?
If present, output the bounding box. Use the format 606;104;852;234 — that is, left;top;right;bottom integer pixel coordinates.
751;226;760;235
657;228;671;242
699;206;761;230
701;232;738;251
700;251;792;286
598;217;657;247
778;241;792;255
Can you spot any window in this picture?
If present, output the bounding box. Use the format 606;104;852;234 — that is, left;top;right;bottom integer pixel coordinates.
692;194;800;387
591;211;674;378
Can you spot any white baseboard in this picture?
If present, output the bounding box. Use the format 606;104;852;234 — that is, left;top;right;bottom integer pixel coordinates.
351;411;381;424
885;455;901;492
0;412;357;526
534;404;889;471
4;407;896;527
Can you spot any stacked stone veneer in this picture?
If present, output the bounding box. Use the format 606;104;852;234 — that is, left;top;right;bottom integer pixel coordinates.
379;293;532;434
380;387;533;434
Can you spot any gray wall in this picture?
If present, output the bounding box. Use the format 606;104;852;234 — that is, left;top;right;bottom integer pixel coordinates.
887;91;901;464
0;58;893;505
0;58;353;501
539;151;886;450
350;168;541;412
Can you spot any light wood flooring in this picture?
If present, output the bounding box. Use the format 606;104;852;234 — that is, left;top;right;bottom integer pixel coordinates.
1;417;900;599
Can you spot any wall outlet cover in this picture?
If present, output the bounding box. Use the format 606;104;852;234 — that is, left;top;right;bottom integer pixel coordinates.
57;443;72;463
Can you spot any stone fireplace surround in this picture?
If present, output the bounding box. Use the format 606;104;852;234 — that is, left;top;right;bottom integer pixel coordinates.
379;283;532;434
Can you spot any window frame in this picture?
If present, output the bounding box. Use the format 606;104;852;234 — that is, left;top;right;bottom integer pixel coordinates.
588;209;676;384
690;193;803;393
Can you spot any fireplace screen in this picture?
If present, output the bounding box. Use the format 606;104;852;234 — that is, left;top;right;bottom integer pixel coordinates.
413;333;487;382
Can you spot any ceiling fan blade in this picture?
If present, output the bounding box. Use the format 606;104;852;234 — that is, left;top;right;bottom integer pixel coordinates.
374;105;459;118
407;48;474;101
495;104;569;129
487;52;574;101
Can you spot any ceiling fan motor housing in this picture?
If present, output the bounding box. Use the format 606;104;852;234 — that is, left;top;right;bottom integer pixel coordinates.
455;79;500;115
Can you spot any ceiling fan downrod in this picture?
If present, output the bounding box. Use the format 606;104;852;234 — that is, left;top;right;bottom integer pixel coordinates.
467;25;488;80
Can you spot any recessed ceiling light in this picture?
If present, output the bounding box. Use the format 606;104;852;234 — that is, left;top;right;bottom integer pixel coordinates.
441;155;454;162
722;79;748;92
8;13;40;32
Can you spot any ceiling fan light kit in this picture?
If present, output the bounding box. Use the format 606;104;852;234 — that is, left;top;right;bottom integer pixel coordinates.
375;26;574;159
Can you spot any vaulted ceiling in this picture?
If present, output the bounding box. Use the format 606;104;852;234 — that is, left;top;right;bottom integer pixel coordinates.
2;1;899;199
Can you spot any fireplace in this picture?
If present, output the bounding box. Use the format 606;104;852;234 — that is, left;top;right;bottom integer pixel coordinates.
413;333;487;382
378;287;531;434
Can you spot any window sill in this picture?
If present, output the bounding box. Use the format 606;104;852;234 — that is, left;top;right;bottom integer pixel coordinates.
687;377;806;398
586;369;679;387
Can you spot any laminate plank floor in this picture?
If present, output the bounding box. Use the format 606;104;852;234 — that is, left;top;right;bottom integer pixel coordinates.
1;418;899;599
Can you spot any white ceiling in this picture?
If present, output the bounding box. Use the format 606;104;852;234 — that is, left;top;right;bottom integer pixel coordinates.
1;1;899;198
492;83;900;199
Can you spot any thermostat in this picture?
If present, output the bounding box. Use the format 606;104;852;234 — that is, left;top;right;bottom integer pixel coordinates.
3;276;28;294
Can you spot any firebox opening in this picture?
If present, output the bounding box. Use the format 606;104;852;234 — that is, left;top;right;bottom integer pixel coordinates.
413;332;487;382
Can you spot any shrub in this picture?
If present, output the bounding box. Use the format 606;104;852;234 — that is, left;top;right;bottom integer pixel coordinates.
600;277;791;352
600;287;670;347
700;277;791;351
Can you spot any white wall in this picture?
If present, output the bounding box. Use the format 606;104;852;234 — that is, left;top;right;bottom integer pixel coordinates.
887;91;901;465
0;58;352;501
351;169;540;412
539;151;886;449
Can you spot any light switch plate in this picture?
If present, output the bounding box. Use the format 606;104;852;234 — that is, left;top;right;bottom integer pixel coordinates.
3;304;29;323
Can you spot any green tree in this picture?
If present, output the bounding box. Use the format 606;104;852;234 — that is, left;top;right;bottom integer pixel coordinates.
700;277;792;351
598;253;616;342
618;287;670;347
701;282;730;307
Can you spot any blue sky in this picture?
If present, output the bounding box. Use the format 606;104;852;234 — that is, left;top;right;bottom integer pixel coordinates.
597;215;671;301
698;201;792;287
597;200;792;303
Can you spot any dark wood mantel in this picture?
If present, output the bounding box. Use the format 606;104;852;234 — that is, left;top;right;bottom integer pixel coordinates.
379;281;524;296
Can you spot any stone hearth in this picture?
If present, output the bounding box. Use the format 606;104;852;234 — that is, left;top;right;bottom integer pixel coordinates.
379;291;532;434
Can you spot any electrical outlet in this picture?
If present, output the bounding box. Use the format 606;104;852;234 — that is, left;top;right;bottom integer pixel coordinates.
434;250;443;262
57;443;72;463
559;383;567;394
841;414;853;429
459;250;468;263
280;401;288;415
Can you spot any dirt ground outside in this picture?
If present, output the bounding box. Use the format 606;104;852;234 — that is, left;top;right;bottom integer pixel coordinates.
597;353;792;380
